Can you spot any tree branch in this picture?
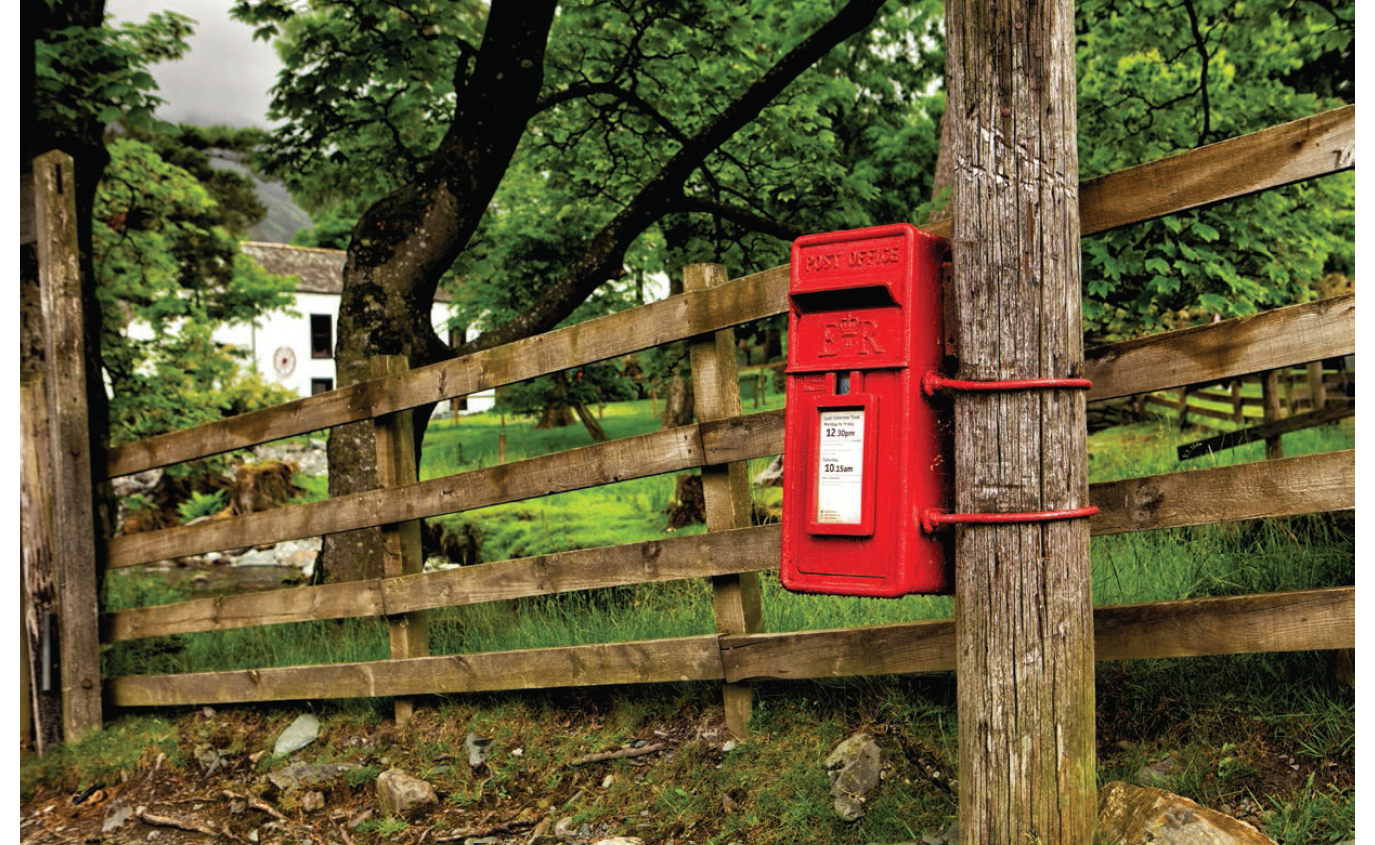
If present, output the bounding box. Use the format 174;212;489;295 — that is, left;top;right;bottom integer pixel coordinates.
666;194;805;242
466;0;888;353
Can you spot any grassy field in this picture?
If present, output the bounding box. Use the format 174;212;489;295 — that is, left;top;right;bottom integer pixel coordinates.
103;376;1354;663
85;378;1354;843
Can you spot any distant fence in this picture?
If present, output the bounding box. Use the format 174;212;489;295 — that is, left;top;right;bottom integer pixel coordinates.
25;106;1355;743
1142;362;1355;430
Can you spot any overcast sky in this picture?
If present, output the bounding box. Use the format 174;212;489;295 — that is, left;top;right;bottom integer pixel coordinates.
106;0;283;128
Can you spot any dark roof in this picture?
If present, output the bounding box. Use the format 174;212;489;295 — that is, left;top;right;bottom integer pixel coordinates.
240;241;452;301
240;241;345;295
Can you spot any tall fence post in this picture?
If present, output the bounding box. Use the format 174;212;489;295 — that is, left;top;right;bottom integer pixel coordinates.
370;355;428;725
946;0;1097;842
1262;369;1284;459
685;263;762;739
24;152;104;746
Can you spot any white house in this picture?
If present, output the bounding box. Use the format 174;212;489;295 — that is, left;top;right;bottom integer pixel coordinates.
226;241;496;413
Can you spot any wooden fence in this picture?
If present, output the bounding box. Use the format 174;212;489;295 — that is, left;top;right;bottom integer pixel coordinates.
1142;363;1355;429
28;106;1356;743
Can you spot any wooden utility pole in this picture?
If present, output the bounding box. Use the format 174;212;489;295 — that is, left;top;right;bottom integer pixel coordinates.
945;1;1096;843
24;152;104;745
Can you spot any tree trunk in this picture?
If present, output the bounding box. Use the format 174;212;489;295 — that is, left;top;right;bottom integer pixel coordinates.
945;0;1096;843
659;371;695;429
572;401;609;442
316;0;890;582
319;1;559;584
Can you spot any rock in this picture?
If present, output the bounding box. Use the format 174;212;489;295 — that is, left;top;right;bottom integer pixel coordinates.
825;732;885;822
1135;752;1185;786
1098;781;1279;845
919;821;959;845
101;799;134;833
302;791;325;813
554;816;580;838
591;838;644;845
465;733;493;767
273;714;320;757
267;762;360;792
376;769;438;818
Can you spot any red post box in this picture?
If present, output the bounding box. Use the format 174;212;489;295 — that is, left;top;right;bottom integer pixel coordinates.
779;223;952;597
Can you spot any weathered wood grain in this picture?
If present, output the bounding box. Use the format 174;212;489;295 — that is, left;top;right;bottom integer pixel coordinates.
1077;106;1354;236
1092;587;1355;661
686;263;762;739
919;106;1353;241
106;441;1350;635
106;526;780;641
20;379;62;754
107;587;1353;707
371;356;427;724
1090;450;1354;535
33;151;103;742
945;0;1096;838
1085;295;1355;401
108;635;726;707
721;587;1353;682
109;407;787;570
109;422;709;568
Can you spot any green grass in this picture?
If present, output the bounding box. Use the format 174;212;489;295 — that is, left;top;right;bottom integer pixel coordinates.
103;383;1354;677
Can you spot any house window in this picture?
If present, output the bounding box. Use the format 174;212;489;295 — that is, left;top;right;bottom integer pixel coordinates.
310;314;333;359
311;378;334;395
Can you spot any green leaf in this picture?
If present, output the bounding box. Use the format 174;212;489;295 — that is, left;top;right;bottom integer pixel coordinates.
1191;221;1221;242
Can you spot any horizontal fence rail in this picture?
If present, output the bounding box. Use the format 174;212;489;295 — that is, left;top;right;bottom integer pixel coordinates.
104;449;1354;642
108;587;1355;708
106;294;1355;571
104;106;1356;480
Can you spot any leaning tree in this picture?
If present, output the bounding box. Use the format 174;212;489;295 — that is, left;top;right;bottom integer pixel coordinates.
234;0;948;582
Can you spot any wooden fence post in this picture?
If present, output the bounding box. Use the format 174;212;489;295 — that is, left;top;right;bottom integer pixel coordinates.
1263;369;1284;459
370;355;428;725
25;152;104;745
946;0;1096;842
1307;362;1326;411
685;263;762;739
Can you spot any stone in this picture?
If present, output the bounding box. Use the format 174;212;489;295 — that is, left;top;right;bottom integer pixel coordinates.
590;838;644;845
824;732;885;822
376;769;438;818
302;791;325;813
1098;781;1279;845
273;714;320;757
101;799;134;833
1135;752;1185;786
267;762;360;792
465;733;493;767
919;821;959;845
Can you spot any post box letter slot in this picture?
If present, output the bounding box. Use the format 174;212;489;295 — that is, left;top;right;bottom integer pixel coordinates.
789;284;898;314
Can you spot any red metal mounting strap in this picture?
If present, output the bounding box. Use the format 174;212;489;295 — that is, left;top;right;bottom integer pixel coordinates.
922;370;1093;396
920;506;1099;533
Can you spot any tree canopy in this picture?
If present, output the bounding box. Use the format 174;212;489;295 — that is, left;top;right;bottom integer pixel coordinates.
32;4;301;446
1075;0;1353;341
95;134;297;444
